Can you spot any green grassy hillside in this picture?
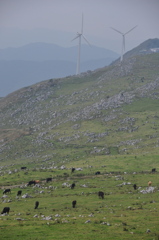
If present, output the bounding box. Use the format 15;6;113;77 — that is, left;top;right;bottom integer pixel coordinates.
0;48;159;239
1;52;159;163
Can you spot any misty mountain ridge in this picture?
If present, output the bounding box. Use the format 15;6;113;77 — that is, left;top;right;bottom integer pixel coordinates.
1;39;158;97
0;42;119;97
0;42;118;62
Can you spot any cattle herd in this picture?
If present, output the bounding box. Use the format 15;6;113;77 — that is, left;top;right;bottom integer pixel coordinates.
1;167;157;215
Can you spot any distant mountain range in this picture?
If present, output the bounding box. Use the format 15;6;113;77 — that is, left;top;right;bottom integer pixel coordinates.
0;43;119;97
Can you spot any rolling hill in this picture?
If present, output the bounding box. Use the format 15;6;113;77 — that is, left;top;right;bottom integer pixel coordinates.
0;39;159;166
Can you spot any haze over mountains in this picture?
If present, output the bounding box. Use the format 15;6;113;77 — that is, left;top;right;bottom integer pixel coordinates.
0;43;119;97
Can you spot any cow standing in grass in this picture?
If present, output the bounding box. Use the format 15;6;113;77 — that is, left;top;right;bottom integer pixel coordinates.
72;200;77;208
148;181;152;186
27;180;36;186
1;207;10;214
35;180;40;184
133;184;137;190
71;183;76;189
17;190;22;196
21;167;27;170
71;168;75;173
98;191;104;199
46;178;52;183
34;201;39;209
3;189;11;194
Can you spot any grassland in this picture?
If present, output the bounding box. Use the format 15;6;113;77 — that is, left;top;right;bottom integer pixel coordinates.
1;154;159;240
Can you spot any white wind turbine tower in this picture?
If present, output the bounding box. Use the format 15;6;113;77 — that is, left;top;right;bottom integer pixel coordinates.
111;25;137;62
72;14;91;75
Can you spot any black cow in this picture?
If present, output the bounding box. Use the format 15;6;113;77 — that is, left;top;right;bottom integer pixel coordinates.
34;201;39;209
133;184;137;190
71;183;76;189
21;167;27;170
46;178;52;183
152;168;156;172
71;168;75;173
98;191;104;199
1;207;10;214
95;171;101;175
72;200;77;208
27;180;36;186
3;189;11;194
17;190;22;196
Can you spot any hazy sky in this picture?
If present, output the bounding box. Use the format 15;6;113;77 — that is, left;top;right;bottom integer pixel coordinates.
0;0;159;53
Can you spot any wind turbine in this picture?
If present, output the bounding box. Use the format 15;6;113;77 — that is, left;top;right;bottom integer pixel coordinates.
72;14;91;75
111;25;137;62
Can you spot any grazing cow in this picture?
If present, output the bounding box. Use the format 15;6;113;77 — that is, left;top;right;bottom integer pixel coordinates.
27;180;36;186
46;177;52;183
72;200;77;208
34;201;39;209
17;190;22;196
152;168;156;173
98;191;104;199
3;189;11;194
71;183;76;189
35;180;40;184
71;168;75;173
148;181;152;186
133;184;137;190
21;167;27;170
95;171;101;175
1;207;10;214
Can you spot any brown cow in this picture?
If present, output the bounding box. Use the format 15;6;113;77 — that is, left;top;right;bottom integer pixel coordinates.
148;181;152;186
35;180;40;184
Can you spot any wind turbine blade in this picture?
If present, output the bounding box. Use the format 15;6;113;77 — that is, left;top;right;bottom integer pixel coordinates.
71;35;79;41
71;33;81;41
82;34;91;46
125;25;137;35
81;13;84;34
110;27;123;35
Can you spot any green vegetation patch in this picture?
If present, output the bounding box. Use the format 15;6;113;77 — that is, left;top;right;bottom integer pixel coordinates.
123;98;159;112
